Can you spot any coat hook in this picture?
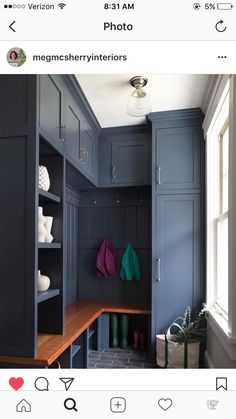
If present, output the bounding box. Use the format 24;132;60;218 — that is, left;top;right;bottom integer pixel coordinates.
93;199;97;205
116;199;120;204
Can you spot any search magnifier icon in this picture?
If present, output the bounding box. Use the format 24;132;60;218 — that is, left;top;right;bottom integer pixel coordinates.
64;398;78;412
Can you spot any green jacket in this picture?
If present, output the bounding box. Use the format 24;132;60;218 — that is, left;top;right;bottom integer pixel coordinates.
120;243;141;281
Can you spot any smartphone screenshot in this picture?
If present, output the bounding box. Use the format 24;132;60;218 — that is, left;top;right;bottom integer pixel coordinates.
0;0;235;417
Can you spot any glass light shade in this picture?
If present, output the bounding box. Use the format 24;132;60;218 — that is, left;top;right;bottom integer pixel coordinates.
127;87;151;117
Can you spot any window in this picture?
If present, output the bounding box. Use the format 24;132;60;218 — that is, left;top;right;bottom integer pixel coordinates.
206;82;229;318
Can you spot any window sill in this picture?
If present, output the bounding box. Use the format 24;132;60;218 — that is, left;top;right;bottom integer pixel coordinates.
207;308;236;360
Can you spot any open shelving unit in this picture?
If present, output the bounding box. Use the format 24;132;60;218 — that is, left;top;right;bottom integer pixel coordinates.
37;137;65;335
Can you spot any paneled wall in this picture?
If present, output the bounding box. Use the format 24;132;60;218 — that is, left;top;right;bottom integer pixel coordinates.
66;186;151;307
77;187;151;307
66;187;80;305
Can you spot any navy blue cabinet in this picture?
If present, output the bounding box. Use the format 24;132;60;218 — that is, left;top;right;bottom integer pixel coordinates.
151;194;202;345
39;75;65;151
39;75;98;185
80;119;97;182
111;137;150;185
148;109;205;351
64;92;81;164
98;126;151;187
154;126;201;190
0;76;37;357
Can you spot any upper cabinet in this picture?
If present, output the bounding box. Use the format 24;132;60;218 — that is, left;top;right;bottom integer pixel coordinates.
80;119;97;181
64;91;81;164
39;75;65;150
154;126;201;190
38;75;151;188
38;75;99;185
148;109;204;192
98;128;151;187
111;137;150;185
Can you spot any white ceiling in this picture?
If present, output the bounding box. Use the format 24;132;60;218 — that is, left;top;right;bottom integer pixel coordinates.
76;74;212;128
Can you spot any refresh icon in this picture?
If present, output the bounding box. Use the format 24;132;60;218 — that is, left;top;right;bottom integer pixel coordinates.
215;20;227;32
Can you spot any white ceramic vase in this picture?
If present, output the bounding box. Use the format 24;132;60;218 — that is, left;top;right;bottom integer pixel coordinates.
38;207;46;243
44;216;54;243
39;165;50;192
38;270;50;292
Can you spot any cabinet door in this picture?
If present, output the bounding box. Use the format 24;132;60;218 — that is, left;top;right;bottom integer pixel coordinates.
154;126;201;190
39;75;64;150
64;93;81;163
151;194;203;348
80;120;97;181
111;139;150;185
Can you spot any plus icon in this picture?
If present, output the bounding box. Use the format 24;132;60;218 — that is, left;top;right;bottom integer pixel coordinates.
110;397;126;413
115;401;122;409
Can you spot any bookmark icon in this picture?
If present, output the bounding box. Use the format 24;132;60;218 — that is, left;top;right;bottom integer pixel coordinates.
59;378;74;391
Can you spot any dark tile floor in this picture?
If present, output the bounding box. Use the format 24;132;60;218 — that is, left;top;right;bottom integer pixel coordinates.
88;348;157;369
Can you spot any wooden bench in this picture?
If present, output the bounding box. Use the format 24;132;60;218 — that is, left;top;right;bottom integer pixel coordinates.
0;301;151;367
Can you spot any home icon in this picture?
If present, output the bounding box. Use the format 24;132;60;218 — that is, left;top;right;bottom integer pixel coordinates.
16;399;31;413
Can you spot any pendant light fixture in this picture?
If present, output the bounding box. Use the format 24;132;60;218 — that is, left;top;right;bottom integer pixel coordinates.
127;76;151;117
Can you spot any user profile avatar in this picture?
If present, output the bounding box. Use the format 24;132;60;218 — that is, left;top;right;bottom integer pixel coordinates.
7;47;26;67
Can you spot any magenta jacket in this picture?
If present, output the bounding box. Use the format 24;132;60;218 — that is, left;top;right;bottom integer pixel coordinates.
96;239;116;278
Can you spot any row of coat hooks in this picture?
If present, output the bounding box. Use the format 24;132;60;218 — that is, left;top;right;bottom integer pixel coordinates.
91;195;146;206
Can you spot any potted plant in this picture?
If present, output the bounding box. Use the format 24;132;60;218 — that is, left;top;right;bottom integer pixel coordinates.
156;306;207;368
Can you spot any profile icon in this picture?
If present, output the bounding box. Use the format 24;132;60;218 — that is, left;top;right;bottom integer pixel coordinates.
7;47;26;67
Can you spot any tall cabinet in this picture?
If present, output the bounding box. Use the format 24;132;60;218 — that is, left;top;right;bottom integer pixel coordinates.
0;74;100;359
148;109;205;349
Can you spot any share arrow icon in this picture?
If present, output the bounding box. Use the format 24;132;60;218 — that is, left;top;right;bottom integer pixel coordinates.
59;377;74;391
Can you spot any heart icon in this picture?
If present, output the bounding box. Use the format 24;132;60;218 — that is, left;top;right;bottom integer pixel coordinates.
158;398;173;411
9;377;24;391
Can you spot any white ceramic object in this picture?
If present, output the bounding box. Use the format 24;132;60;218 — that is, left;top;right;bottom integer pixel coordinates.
44;216;54;243
38;270;50;292
38;207;46;242
39;165;50;192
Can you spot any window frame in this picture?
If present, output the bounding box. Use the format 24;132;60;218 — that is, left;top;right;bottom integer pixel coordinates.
203;75;236;360
206;80;230;320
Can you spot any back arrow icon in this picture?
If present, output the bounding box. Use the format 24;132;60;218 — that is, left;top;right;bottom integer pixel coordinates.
215;20;227;32
9;21;16;32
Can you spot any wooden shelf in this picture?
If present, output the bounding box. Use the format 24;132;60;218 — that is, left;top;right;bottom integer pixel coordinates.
71;344;81;358
0;301;151;366
38;243;62;249
37;289;60;303
38;188;61;203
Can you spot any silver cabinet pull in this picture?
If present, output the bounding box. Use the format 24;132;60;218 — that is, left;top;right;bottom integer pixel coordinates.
60;125;66;142
156;166;161;185
157;258;161;282
84;148;89;164
112;165;116;179
80;147;86;164
80;147;89;165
